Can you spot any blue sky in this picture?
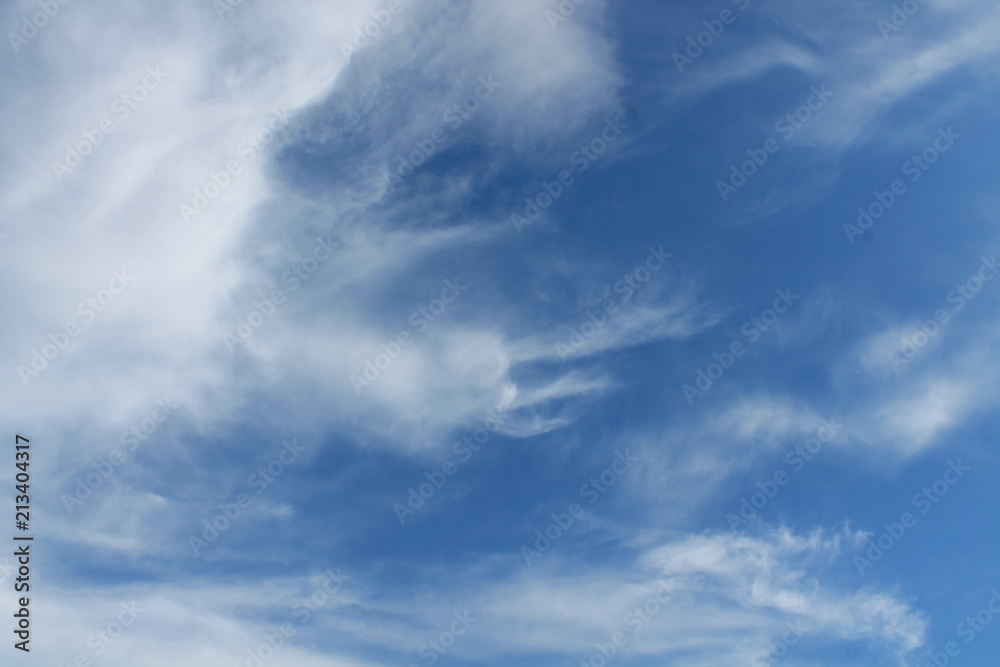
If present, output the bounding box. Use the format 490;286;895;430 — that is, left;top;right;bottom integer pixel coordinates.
3;0;1000;665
